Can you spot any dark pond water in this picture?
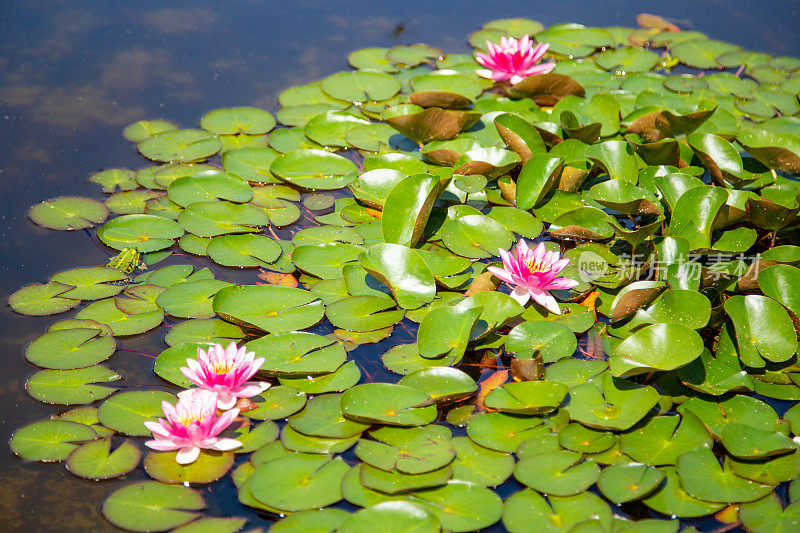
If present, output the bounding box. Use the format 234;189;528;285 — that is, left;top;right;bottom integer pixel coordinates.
2;0;800;530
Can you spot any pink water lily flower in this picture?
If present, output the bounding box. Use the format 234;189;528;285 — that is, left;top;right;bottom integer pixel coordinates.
144;388;241;464
475;35;555;85
488;240;578;314
180;342;269;410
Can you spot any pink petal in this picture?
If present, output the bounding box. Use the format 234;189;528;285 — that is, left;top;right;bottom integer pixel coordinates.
523;63;556;76
509;285;531;305
145;439;183;451
211;438;243;452
209;408;239;437
216;392;237;410
144;420;172;438
176;446;201;465
530;43;548;62
487;266;516;284
545;277;580;290
530;289;561;314
232;381;270;398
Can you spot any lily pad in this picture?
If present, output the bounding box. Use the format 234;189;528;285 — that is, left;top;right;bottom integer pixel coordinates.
10;420;98;462
249;454;350;512
28;197;109;230
341;383;436;426
102;481;205;532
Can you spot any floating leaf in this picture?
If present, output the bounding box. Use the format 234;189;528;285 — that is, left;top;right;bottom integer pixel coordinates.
98;390;176;437
25;328;116;370
66;438;141;480
10;420;98;462
102;481;205;532
214;285;323;333
26;365;121;405
249;454;350;512
200;106;275;135
247;331;346;376
28;197;108;230
145;450;235;484
341;383;436;426
138;129;221;163
8;282;79;316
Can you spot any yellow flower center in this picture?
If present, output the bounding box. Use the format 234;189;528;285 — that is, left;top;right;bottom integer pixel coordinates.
211;361;234;374
525;258;547;273
178;408;207;427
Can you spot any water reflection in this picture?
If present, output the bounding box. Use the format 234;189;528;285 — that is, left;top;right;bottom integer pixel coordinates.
1;0;799;530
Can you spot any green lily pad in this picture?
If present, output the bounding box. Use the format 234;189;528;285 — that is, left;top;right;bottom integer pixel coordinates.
25;328;116;370
156;279;232;318
270;149;357;190
339;501;439;533
278;361;362;394
123;119;179;142
359;243;437;309
102;481;205;532
28;196;109;230
177;201;268;237
381;173;446;247
466;412;545;452
360;463;451;494
676;446;773;503
246;386;307;420
246;331;346;376
356;424;455;475
200;107;275;134
441;214;512;259
273;509;351;533
597;463;665;503
75;298;164;336
502;490;613;533
97;214;184;251
66;438;141;480
168;170;253;207
321;70;401;103
138;129;221;163
619;412;712;466
213;284;323;333
341;383;436;426
8;281;80;316
10;419;98;462
164;318;244;347
721;423;796;459
399;367;477;404
144;450;235;484
26;365;121;405
484;381;568;415
739;493;800;532
642;467;725;518
206;234;282;268
292;243;365;278
326;295;404;332
568;372;659;431
449;436;514;487
514;450;600;496
611;323;704;376
724;294;797;367
98;390;176;437
417;304;481;362
506;321;577;363
409;481;502;532
249;453;350;512
288;393;370;439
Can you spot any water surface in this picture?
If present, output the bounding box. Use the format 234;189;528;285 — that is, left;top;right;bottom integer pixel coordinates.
1;0;799;529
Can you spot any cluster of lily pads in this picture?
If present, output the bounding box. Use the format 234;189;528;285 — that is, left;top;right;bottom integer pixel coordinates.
8;15;800;532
